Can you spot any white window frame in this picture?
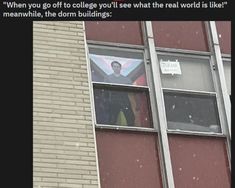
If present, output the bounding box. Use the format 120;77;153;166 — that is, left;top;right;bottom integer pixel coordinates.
155;51;226;137
87;42;158;133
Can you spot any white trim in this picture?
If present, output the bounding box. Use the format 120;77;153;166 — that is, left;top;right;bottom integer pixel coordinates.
156;51;211;60
222;57;231;62
167;129;225;137
82;21;102;188
156;47;212;56
145;21;175;188
87;39;145;49
209;21;231;139
221;53;231;58
96;124;157;132
162;88;216;96
92;82;149;90
205;21;231;169
141;21;167;188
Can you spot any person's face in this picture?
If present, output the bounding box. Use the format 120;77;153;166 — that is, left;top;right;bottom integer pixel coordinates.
112;63;121;74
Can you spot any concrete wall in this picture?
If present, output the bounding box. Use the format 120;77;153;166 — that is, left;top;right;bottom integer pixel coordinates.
33;21;99;188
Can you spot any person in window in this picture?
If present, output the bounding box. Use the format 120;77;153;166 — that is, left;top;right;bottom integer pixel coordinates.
104;61;135;126
104;61;132;84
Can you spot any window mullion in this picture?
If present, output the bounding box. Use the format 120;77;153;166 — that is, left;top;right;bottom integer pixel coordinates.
208;21;231;139
144;21;175;188
205;21;231;169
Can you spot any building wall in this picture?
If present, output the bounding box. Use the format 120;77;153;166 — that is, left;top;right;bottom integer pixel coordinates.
85;21;231;188
33;21;231;188
33;21;99;188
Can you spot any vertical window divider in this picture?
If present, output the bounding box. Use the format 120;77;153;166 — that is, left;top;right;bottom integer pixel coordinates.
143;21;175;188
205;21;231;168
83;22;102;188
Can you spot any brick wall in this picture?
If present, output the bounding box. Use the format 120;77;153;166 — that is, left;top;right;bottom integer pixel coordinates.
33;21;99;188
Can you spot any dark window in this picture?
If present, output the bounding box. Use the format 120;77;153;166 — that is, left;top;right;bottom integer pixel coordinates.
94;87;152;128
164;91;221;133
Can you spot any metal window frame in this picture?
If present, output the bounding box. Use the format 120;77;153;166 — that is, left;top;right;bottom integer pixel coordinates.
92;82;149;90
156;50;212;60
209;55;228;136
221;58;231;95
156;46;212;56
206;21;231;138
87;39;145;50
88;43;145;54
162;87;217;96
95;124;157;133
155;51;226;136
221;53;231;58
93;85;154;129
205;21;231;168
88;42;157;131
144;21;175;188
222;57;231;62
163;89;223;135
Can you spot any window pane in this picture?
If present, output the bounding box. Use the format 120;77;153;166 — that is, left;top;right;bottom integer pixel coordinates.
158;55;214;92
89;48;147;86
223;60;231;95
94;87;152;128
164;92;221;133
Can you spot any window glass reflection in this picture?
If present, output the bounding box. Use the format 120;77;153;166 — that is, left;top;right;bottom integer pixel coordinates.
94;88;152;128
164;92;221;133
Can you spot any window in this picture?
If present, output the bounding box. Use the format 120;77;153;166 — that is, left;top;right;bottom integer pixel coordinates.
89;47;147;86
157;53;221;133
86;21;231;188
89;46;153;128
158;54;215;92
222;59;231;96
164;91;221;133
